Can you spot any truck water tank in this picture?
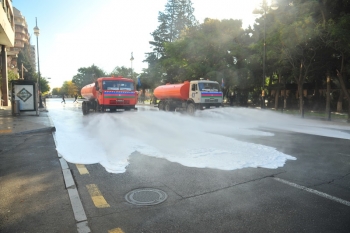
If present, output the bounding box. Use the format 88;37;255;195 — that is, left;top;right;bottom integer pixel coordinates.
154;81;190;100
81;83;97;100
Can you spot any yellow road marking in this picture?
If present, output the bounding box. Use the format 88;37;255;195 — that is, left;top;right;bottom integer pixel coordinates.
76;164;89;175
108;228;125;233
0;129;12;134
86;184;110;208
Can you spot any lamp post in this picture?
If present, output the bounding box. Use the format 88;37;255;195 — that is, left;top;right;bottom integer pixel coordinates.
259;0;278;108
34;17;44;108
130;52;134;78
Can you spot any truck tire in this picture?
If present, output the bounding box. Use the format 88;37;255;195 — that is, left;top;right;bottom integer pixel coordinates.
95;101;101;112
187;103;196;115
158;101;165;111
82;102;89;115
165;102;171;112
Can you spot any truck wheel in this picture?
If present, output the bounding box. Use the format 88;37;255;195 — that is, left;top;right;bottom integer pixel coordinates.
187;103;196;115
158;101;165;111
96;101;101;112
82;102;89;115
165;102;171;112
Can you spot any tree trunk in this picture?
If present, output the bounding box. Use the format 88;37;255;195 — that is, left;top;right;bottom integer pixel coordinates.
326;74;331;121
337;70;350;123
336;53;350;123
296;61;305;118
274;90;279;110
298;84;304;118
337;90;343;112
274;74;281;110
284;76;287;109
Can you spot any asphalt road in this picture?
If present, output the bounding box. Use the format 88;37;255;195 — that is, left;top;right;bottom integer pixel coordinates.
52;98;350;233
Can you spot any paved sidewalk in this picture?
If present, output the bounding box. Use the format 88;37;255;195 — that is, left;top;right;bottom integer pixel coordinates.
0;106;55;134
0;106;87;233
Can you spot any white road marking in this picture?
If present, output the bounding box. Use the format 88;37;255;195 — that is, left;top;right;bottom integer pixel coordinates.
273;177;350;207
338;153;350;157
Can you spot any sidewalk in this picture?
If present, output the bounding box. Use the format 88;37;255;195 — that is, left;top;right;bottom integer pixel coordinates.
0;105;87;233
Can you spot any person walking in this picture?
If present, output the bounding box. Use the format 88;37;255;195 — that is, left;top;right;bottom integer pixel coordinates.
61;94;66;104
73;94;78;103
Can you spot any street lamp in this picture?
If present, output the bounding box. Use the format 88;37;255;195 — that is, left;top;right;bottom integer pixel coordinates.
34;17;44;108
130;52;134;78
254;0;278;108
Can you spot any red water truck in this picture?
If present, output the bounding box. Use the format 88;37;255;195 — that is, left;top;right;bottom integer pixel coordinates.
153;79;223;114
81;76;138;115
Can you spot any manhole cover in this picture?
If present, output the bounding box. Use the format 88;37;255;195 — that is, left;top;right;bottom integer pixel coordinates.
125;188;168;206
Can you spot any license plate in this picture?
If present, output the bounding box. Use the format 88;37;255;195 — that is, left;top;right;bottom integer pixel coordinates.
116;109;125;112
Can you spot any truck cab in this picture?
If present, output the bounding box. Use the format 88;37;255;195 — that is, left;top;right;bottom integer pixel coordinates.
81;77;138;115
154;79;223;114
189;80;223;108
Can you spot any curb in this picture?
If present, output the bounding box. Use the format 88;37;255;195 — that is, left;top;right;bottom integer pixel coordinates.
15;126;56;135
49;115;91;233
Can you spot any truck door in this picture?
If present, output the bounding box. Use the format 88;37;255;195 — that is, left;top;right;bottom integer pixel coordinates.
190;83;200;103
96;81;103;103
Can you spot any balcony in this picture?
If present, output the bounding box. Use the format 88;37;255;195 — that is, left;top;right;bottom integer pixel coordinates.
0;2;15;46
15;20;26;27
15;36;28;43
15;28;27;34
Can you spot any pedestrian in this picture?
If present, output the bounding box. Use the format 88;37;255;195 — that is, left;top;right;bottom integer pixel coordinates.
73;94;78;103
61;94;66;104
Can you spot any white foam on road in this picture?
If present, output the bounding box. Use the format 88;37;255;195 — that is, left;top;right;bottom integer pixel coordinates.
47;100;350;174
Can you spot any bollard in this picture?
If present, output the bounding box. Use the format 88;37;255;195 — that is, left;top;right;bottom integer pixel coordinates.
12;100;20;115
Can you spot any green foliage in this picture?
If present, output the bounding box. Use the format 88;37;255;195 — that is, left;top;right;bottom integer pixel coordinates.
142;52;167;90
110;66;135;78
161;18;255;89
150;0;197;56
52;87;60;95
61;81;78;96
72;64;106;93
144;0;197;88
7;70;18;83
17;43;36;81
0;70;18;90
39;76;50;94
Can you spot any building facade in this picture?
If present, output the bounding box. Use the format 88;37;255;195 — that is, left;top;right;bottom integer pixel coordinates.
7;7;34;75
0;0;14;106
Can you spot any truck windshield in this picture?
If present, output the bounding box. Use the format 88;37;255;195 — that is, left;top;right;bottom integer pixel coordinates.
198;82;221;92
102;80;135;91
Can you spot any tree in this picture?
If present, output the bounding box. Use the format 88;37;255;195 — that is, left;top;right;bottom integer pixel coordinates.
52;87;60;95
318;0;350;121
17;43;36;81
40;77;50;94
110;66;134;78
262;0;322;116
0;70;18;91
142;52;166;91
8;70;18;87
61;81;78;97
149;0;197;57
162;19;249;87
72;65;106;93
144;0;198;88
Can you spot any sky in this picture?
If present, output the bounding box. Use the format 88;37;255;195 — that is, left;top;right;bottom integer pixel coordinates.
47;99;350;174
12;0;263;89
